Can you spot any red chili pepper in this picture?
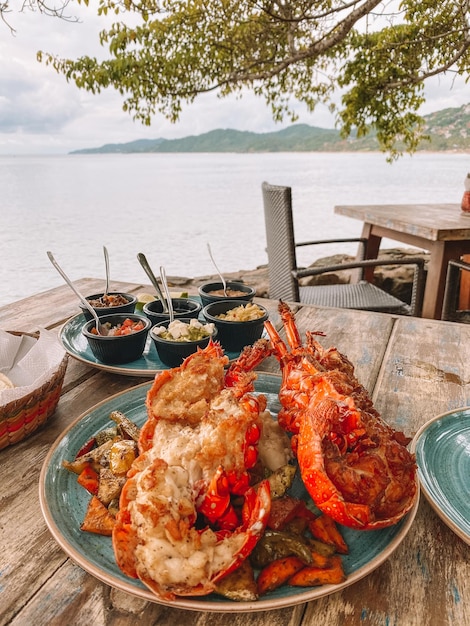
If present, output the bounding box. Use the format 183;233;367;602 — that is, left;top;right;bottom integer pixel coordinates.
75;437;96;458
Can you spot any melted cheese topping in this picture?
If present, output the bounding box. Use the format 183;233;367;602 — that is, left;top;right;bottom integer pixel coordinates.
130;459;245;590
149;389;256;482
257;410;293;471
123;351;273;594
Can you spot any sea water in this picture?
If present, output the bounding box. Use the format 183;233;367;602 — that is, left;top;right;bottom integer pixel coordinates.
1;151;468;307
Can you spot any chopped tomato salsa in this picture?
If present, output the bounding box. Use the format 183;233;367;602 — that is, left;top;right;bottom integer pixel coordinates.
90;318;146;336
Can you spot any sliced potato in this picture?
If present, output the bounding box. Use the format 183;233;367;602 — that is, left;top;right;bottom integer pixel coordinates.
214;560;258;602
62;439;114;474
110;410;140;442
80;496;115;536
266;464;297;499
98;468;126;506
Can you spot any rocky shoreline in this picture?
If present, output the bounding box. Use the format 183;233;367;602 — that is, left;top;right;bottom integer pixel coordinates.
167;248;430;304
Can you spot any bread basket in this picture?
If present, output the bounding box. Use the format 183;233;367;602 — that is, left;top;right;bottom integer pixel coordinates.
0;331;68;450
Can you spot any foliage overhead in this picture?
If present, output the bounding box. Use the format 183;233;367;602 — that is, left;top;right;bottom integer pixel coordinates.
10;1;470;158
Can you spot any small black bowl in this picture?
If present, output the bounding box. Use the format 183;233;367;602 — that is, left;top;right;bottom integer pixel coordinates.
80;292;137;321
202;300;268;352
143;298;202;327
150;318;217;368
198;281;256;308
82;313;151;364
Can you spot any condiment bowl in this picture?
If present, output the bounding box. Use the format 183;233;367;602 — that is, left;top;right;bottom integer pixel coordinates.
82;313;151;364
202;300;268;352
150;318;217;368
143;298;202;327
198;281;256;308
79;292;137;321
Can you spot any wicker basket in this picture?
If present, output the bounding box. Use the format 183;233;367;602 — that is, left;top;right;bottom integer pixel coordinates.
0;331;68;450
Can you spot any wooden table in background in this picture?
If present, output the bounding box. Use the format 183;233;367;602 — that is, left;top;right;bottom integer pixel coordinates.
1;278;469;626
334;203;470;319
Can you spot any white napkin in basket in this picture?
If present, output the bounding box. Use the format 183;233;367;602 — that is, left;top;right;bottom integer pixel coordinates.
0;328;66;407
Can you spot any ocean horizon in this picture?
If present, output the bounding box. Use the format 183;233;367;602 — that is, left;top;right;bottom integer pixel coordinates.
1;151;468;309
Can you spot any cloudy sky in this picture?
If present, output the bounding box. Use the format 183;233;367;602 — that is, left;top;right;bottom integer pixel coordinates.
1;3;469;156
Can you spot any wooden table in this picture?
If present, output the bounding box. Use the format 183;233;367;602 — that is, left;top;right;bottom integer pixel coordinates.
334;203;470;319
1;278;469;626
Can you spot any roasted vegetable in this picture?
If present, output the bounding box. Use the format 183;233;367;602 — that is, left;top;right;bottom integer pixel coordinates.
95;427;118;447
110;410;140;442
75;436;97;459
250;529;313;568
108;439;137;475
98;468;126;506
62;439;114;475
80;496;116;536
288;555;346;587
108;498;120;518
306;538;337;557
77;466;99;495
63;412;141;536
267;495;315;531
214;559;258;601
265;464;297;499
308;515;349;554
257;556;305;595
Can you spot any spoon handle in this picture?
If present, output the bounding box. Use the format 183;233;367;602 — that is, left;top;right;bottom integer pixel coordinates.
160;266;174;324
137;253;167;311
207;243;227;297
47;251;103;335
103;245;110;296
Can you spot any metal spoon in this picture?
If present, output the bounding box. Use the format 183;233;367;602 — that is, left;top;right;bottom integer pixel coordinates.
207;243;228;297
47;251;105;335
160;266;174;324
137;252;168;312
103;245;110;298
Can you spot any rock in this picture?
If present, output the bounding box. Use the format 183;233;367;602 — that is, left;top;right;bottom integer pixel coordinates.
166;248;429;305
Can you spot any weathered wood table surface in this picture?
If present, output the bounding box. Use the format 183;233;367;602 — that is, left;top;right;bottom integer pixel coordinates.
1;278;469;626
334;203;470;320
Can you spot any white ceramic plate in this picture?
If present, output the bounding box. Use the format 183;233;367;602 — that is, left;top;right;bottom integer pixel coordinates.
411;406;470;545
39;374;419;612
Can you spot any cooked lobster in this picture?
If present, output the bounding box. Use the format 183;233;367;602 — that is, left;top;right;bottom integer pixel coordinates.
263;301;418;530
112;340;272;599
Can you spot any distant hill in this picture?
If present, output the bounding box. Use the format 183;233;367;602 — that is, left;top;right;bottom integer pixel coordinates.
70;103;470;154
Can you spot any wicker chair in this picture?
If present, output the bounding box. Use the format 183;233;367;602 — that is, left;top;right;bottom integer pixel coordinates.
261;181;426;316
441;259;470;322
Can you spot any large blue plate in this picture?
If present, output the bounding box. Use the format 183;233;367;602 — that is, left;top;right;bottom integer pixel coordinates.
411;406;470;545
39;373;418;612
59;312;243;377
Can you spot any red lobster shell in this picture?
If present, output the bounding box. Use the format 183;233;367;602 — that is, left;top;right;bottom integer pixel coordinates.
264;302;418;530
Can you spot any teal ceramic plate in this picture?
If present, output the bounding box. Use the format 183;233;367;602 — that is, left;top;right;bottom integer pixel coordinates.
39;374;418;612
411;406;470;545
59;313;243;377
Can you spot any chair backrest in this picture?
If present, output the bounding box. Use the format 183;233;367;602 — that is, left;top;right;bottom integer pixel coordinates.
442;259;470;322
262;181;300;301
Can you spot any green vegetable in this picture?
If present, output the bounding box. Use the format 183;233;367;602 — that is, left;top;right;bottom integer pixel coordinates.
250;529;313;568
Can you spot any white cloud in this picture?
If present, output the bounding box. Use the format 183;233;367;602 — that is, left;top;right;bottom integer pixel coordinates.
0;5;468;155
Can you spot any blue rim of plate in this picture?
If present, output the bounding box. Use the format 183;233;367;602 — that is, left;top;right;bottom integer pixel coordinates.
39;373;419;612
59;311;245;377
410;406;470;545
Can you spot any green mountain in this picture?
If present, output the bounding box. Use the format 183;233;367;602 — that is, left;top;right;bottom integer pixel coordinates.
71;104;470;154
